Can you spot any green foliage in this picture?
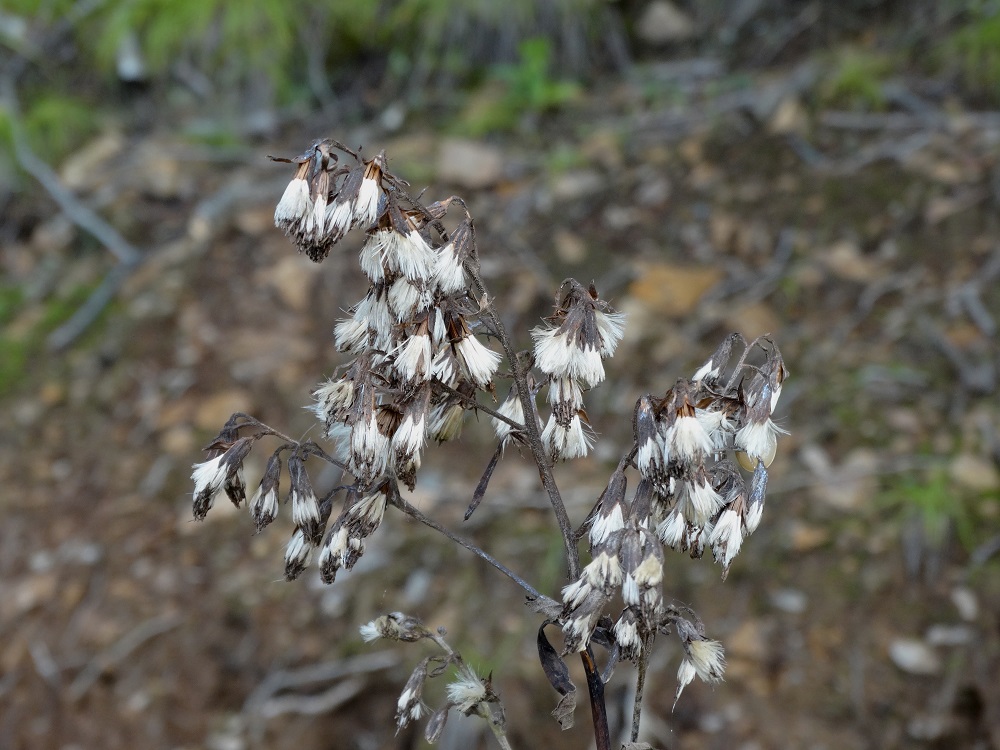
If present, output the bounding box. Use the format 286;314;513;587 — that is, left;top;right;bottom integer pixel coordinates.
0;283;97;392
821;48;890;110
0;93;98;179
22;94;99;161
945;10;1000;100
93;0;297;86
880;470;975;552
458;38;581;136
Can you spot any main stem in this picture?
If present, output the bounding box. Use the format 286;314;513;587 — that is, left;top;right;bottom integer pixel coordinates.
466;264;580;579
467;262;611;750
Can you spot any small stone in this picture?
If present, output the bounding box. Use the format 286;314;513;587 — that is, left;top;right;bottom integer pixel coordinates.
126;139;196;200
907;714;949;741
888;637;941;675
60;132;124;190
550;169;604;202
949;453;1000;491
924;624;972;647
30;216;75;253
160;425;197;456
768;97;806;135
951;586;978;621
723;302;781;341
822;239;881;283
725;618;769;662
195;390;253;432
437;138;504;189
636;1;697;44
266;254;317;313
769;588;808;614
788;521;828;551
812;448;878;511
627;263;723;318
553;230;587;264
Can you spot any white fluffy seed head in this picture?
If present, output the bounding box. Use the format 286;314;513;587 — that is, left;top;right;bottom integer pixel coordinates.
735;419;783;467
595;310;626;357
656;509;686;549
446;673;486;712
326;199;355;236
589;503;625;547
393;334;432;382
688;638;726;682
456;336;501;387
709;508;743;569
392;413;426;458
541;413;593;461
191;454;227;496
355;177;382;227
491;393;524;443
274;178;311;225
669;415;714;463
682;479;724;527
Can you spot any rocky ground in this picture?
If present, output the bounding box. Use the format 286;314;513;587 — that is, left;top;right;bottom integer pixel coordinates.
2;50;1000;750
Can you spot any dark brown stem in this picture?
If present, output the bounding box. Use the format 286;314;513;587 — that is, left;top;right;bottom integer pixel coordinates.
581;648;611;750
465;262;580;580
464;240;612;748
630;634;654;742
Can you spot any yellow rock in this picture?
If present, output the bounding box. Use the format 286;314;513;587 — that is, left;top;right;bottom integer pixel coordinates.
194;389;253;432
627;263;723;318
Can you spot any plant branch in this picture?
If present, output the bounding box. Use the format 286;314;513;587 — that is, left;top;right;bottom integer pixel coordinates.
630;634;654;742
433;380;526;432
465;262;580;580
462;222;612;750
1;78;141;268
581;647;611;750
388;488;542;600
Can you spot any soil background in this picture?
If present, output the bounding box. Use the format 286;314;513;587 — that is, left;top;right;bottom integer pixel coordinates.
2;3;1000;749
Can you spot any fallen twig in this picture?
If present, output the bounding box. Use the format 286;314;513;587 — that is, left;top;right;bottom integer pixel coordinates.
0;76;145;351
67;612;181;701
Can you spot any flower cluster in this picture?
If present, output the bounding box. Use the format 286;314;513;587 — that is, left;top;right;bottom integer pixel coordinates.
359;613;504;742
191;141;510;579
529;280;625;461
280;143;503;495
558;335;787;697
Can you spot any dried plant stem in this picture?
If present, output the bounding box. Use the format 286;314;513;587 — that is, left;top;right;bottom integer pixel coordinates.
466;258;612;750
389;489;542;599
428;632;514;750
630;635;655;742
465;263;579;578
478;711;515;750
582;647;611;750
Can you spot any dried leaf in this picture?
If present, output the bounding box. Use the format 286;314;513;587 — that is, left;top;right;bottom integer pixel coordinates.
424;706;449;744
465;443;503;520
551;690;577;730
538;623;577;729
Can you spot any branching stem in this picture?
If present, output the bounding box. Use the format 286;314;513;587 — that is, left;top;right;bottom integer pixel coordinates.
388;487;541;600
630;633;655;742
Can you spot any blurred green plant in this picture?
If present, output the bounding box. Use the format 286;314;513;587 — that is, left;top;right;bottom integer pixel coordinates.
880;470;976;554
821;47;891;110
944;9;1000;101
0;282;97;392
458;37;581;136
0;92;100;168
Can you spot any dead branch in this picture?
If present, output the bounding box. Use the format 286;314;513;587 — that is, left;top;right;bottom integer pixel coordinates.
67;612;181;701
0;75;144;351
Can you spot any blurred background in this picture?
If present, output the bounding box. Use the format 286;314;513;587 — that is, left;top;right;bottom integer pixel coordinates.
1;0;999;748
